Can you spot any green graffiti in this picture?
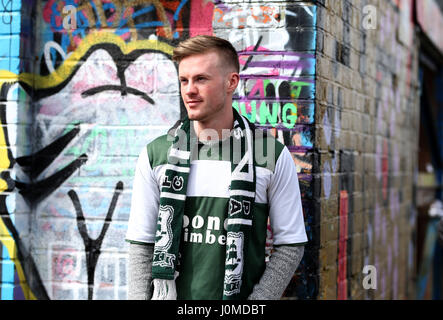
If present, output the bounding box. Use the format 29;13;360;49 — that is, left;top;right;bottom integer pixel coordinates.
290;81;311;99
260;102;279;126
282;103;298;129
233;101;297;129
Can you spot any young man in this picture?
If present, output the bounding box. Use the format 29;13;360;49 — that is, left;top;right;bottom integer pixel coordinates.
126;35;308;300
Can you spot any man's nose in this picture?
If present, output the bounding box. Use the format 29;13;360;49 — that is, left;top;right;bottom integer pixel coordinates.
185;81;197;95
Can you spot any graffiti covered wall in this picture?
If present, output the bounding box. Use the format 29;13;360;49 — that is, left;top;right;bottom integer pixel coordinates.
0;0;318;299
0;0;424;301
315;0;420;299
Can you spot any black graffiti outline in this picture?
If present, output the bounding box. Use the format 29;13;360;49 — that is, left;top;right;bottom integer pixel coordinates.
16;123;81;180
82;84;155;105
20;43;173;104
1;0;13;24
0;95;91;299
242;35;263;71
14;124;88;206
0;85;49;299
68;181;123;300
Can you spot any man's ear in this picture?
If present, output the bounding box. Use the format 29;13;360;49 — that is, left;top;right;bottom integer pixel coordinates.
227;72;240;94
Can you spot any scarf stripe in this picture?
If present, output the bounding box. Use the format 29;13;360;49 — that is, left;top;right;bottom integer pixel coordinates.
159;192;186;201
227;219;253;226
169;148;190;159
230;190;255;197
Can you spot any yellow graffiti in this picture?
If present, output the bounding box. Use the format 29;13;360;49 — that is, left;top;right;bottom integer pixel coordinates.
0;77;11;173
0;72;15;188
1;32;175;299
0;221;37;300
20;31;175;90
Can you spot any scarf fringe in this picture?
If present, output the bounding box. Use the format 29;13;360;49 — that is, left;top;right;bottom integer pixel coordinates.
151;279;177;300
151;272;179;300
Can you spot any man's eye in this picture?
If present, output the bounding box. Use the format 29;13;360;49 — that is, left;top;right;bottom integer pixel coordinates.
180;79;188;84
197;77;206;82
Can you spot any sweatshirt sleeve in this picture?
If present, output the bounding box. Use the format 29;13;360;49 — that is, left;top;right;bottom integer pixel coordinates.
248;245;304;300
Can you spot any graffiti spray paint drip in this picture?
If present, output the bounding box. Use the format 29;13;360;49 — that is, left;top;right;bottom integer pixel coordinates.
68;181;123;300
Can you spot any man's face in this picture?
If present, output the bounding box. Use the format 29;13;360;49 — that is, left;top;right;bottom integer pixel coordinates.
178;50;235;123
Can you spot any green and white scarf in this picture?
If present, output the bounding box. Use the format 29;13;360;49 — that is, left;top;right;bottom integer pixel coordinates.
151;108;256;300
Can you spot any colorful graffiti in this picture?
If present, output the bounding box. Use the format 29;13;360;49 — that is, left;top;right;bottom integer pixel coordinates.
218;1;318;298
42;0;189;44
1;28;180;299
0;0;318;300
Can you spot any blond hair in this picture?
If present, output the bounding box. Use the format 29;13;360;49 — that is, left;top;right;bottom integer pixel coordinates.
172;35;239;73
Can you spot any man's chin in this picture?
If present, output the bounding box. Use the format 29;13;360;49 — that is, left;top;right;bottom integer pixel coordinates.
187;112;204;121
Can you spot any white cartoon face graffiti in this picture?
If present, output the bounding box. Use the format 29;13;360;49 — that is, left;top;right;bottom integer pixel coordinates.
35;47;179;158
32;45;180;191
7;43;180;299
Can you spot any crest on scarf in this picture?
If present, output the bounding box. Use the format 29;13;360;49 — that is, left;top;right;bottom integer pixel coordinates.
172;176;184;191
224;232;244;296
242;200;250;215
153;205;175;268
229;199;242;217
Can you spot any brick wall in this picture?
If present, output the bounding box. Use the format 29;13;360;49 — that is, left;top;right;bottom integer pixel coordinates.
315;0;420;299
0;0;422;300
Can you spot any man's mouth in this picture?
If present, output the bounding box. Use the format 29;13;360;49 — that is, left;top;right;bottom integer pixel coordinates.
186;100;203;107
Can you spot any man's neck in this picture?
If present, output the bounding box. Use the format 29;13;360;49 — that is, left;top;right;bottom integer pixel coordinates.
193;107;234;142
